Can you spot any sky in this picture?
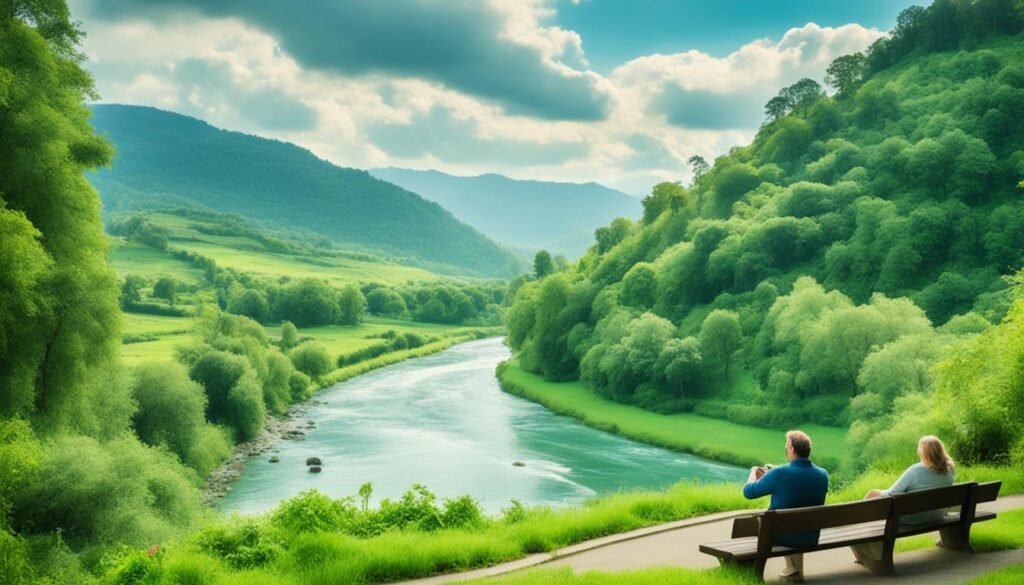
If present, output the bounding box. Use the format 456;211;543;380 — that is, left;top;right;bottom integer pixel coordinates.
71;0;922;194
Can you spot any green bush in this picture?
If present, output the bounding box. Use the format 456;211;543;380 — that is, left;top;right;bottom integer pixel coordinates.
189;351;250;424
131;362;207;467
195;518;279;570
288;343;333;379
227;372;266;441
271;490;356;534
12;435;203;547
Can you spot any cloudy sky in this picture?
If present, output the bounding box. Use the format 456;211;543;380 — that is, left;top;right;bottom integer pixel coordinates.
71;0;919;194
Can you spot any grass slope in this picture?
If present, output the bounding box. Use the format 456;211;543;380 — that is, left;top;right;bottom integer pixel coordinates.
497;361;846;468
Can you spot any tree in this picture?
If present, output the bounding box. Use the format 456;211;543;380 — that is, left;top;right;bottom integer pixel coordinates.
359;482;373;512
227;370;266;441
120;274;145;307
621;263;657;308
534;250;554;279
276;278;338;327
825;53;867;96
189;350;251;423
279;321;300;351
0;2;122;427
687;155;710;184
657;337;703;397
130;362;207;468
337;283;366;325
366;287;407;318
699;310;742;381
152;277;177;305
642;181;685;223
594;217;634;254
227;288;269;323
288;343;333;379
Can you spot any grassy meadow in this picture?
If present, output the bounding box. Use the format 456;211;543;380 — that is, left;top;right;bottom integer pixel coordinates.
497;360;846;468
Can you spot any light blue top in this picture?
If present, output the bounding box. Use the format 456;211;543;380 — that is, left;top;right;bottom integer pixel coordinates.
883;462;955;525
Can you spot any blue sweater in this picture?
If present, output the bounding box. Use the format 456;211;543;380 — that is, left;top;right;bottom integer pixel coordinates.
742;458;829;547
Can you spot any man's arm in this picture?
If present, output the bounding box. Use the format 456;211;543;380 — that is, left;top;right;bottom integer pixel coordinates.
743;467;776;500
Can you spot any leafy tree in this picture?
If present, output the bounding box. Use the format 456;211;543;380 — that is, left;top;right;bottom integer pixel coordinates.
687;155;710;184
337;283;366;326
825;53;867;96
227;288;269;323
366;287;407;318
279;321;300;351
276;278;338;327
288;343;333;380
641;182;685;223
657;337;702;398
152;277;177;305
0;2;122;429
699;310;742;381
130;362;206;464
120;274;145;308
533;250;554;279
621;263;657;308
189;351;250;424
594;217;634;254
227;370;266;441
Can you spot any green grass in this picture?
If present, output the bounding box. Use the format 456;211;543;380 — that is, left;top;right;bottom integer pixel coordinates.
895;509;1024;554
962;564;1024;585
122;313;193;337
108;237;206;283
497;361;846;468
470;567;761;585
267;318;477;357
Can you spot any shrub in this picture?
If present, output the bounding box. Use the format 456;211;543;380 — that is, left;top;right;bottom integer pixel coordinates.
288;343;333;379
227;372;267;441
131;362;207;466
12;435;203;547
271;490;355;534
195;518;279;569
189;351;251;423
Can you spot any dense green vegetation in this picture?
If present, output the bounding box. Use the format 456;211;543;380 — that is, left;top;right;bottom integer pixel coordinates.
370;168;641;258
507;1;1024;479
88;104;525;278
4;1;1024;584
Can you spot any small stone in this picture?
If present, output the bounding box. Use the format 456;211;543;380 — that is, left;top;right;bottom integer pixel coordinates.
305;456;322;466
308;465;322;473
269;456;280;463
512;461;525;467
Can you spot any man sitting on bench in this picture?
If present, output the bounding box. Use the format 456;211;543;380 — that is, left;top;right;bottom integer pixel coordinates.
742;430;830;583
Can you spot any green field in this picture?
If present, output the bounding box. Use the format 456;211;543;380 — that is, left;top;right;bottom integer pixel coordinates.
497;361;847;468
109;237;206;284
119;312;493;369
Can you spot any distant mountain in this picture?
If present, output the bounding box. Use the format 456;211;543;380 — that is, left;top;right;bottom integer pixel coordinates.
370;168;641;258
87;105;523;278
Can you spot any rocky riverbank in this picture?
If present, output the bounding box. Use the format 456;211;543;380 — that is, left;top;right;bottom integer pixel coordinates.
202;400;325;505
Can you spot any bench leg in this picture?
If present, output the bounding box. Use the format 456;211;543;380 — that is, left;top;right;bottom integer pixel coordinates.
938;525;974;553
852;542;896;576
718;557;767;582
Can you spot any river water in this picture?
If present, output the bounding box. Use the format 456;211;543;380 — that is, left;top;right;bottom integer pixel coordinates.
220;337;744;514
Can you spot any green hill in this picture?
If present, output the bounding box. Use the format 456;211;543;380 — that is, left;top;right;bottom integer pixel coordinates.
370;168;641;258
87;105;524;278
506;6;1024;457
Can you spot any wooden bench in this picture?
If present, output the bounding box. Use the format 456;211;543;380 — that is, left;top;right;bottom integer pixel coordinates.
699;481;1001;581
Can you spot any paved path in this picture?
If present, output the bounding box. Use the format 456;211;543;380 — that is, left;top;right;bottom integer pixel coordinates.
398;495;1024;584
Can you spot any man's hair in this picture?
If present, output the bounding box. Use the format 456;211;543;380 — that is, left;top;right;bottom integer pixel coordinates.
786;430;812;458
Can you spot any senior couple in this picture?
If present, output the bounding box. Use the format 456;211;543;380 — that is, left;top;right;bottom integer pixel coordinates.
742;430;955;583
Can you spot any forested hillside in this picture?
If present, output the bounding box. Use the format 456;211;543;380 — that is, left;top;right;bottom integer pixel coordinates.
88;105;524;278
507;1;1024;471
370;168;641;258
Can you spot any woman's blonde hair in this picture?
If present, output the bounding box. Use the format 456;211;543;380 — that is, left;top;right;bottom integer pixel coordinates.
919;435;954;475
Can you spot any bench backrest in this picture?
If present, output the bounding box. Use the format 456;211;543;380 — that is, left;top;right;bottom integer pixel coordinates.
975;481;1002;504
767;497;891;536
891;483;972;518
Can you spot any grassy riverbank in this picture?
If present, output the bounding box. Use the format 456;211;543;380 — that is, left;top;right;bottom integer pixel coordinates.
496;360;846;468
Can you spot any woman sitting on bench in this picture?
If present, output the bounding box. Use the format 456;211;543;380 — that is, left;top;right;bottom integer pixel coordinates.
851;435;955;563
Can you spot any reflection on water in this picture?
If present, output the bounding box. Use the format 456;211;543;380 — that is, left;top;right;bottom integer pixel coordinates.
220;338;744;514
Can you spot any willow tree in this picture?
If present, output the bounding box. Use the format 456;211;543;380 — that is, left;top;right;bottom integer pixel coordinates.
0;0;123;434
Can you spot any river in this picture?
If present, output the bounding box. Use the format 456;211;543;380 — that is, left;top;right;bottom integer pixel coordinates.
220;337;744;514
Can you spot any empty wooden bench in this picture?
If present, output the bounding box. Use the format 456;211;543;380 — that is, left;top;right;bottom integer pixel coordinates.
699;481;1001;581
